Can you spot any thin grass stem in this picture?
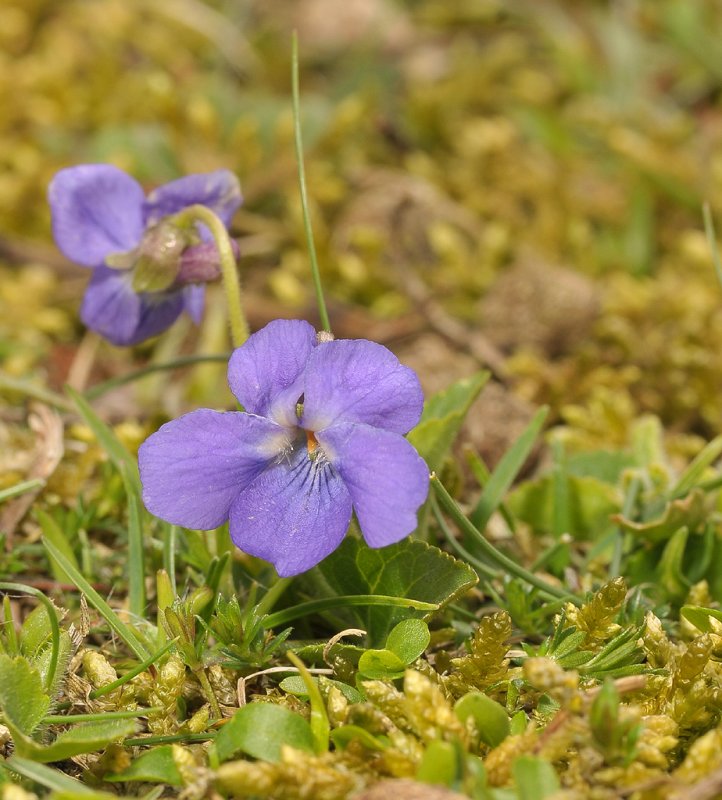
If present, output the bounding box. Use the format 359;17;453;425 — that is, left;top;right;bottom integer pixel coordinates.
431;476;581;605
292;31;331;333
85;354;229;400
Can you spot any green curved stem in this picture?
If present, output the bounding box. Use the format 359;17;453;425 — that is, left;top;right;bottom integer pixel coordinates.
292;32;331;334
0;582;61;693
175;204;249;347
261;594;437;629
431;476;581;605
85;354;230;400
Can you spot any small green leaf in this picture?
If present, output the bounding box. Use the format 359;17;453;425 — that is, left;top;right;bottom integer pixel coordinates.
357;648;407;680
20;604;58;661
0;654;50;736
513;755;560;800
407;371;489;472
416;740;460;787
31;719;137;763
510;710;527;736
454;692;510;747
213;703;314;763
34;632;73;702
106;745;183;785
385;618;431;664
681;604;722;633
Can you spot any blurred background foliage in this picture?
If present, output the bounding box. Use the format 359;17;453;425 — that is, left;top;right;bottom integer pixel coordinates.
2;0;722;451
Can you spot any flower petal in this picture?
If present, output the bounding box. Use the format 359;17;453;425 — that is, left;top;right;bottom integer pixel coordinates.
80;267;142;345
139;410;287;530
49;164;145;267
143;170;242;227
229;445;352;576
317;422;429;548
131;291;188;345
80;266;188;346
301;340;424;434
227;319;317;425
182;284;206;325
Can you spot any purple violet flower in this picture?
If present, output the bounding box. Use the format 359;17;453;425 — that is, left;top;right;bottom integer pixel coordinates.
48;164;242;346
138;319;430;576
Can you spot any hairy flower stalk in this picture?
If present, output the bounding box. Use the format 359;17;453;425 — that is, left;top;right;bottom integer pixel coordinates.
139;319;430;576
48;164;243;345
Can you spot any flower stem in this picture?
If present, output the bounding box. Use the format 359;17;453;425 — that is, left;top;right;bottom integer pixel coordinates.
177;204;249;348
291;31;331;334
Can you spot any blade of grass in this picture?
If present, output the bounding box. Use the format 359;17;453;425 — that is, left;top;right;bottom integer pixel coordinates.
121;464;146;618
551;437;571;538
42;538;150;661
431;476;580;604
67;386;146;616
4;757;97;795
66;386;139;489
669;435;722;500
431;496;500;581
464;446;516;533
85;354;230;400
287;651;329;754
35;508;79;586
89;639;177;699
44;708;161;723
292;30;330;333
703;202;722;290
0;478;45;503
470;406;548;531
0;582;60;692
162;524;178;596
124;732;215;746
0;372;74;412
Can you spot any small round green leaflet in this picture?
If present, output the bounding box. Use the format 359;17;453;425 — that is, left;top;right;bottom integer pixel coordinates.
385;618;431;663
357;648;407;680
454;692;510;748
357;618;432;680
213;703;314;763
416;740;461;787
107;745;182;786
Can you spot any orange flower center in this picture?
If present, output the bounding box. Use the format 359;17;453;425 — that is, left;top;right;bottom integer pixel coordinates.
306;429;319;456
